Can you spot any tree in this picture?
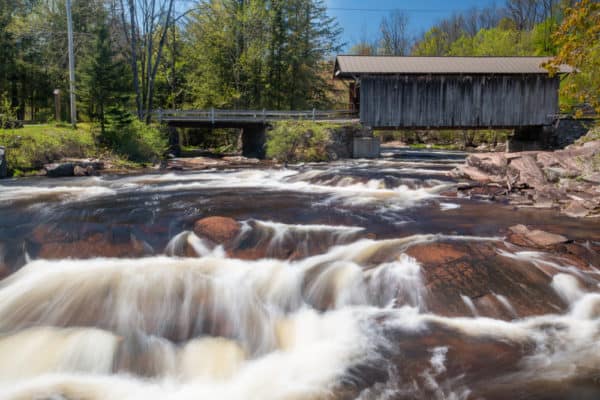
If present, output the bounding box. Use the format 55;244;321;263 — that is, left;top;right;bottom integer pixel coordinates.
379;10;410;56
79;23;129;134
184;0;341;110
118;0;176;122
546;0;600;114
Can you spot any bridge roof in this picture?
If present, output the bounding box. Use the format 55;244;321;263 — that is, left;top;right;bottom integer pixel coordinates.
334;56;572;78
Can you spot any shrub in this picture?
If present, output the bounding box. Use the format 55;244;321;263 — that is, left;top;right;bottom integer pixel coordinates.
101;107;167;163
0;93;19;129
266;120;332;162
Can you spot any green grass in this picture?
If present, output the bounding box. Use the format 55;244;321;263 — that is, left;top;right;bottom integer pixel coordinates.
0;121;167;176
0;123;96;175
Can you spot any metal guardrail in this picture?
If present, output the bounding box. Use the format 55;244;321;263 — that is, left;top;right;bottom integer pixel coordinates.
152;108;358;123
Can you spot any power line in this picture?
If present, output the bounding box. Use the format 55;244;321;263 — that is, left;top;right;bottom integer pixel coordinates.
328;7;453;13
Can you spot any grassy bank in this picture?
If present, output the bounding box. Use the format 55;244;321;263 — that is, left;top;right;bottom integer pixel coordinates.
0;124;96;175
0;122;166;176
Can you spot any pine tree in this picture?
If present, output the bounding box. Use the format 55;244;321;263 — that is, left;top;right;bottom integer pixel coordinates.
79;23;129;135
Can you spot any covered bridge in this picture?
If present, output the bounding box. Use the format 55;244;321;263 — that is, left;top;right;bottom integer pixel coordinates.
333;56;571;129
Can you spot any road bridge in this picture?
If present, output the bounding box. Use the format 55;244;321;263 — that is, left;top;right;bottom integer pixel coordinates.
155;109;357;158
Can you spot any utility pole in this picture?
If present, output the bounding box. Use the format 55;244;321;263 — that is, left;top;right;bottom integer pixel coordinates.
66;0;77;127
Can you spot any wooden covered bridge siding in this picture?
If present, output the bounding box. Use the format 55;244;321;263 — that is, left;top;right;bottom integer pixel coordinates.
334;56;571;131
360;74;559;129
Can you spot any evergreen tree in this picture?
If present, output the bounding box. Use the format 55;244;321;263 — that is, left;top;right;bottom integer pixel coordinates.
79;23;129;135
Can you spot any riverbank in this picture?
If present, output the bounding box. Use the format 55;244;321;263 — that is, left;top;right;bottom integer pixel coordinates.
0;123;165;177
452;126;600;218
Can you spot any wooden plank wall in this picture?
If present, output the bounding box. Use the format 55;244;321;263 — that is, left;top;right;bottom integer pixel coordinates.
359;74;559;128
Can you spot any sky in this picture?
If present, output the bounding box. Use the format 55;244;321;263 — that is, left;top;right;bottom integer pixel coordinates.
326;0;501;51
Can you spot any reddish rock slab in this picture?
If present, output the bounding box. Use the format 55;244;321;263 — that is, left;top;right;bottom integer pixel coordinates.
37;233;151;259
193;217;241;245
405;240;568;319
507;225;568;248
405;242;468;265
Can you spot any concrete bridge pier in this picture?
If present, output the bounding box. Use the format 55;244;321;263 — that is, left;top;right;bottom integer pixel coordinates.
167;126;181;157
241;126;267;159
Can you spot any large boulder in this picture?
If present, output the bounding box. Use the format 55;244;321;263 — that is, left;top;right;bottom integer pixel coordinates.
193;217;241;245
44;162;75;177
0;146;7;178
507;154;546;188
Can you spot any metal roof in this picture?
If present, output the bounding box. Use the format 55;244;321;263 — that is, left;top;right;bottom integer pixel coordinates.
334;56;572;77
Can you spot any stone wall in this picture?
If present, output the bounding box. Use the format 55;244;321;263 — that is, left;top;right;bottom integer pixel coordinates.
325;125;375;160
552;118;595;148
507;119;595;152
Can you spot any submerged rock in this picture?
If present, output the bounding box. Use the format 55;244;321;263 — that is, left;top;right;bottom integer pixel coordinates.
28;225;152;259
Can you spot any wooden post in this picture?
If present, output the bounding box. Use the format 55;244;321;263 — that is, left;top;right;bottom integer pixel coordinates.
53;89;61;122
312;108;316;122
211;107;215;124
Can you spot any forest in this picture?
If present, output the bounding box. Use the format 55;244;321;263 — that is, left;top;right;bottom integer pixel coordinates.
0;0;597;163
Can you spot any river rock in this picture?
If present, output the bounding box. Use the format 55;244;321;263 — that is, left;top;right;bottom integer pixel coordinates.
193;217;241;245
507;225;569;248
0;146;7;178
44;162;75;177
562;199;591;218
405;240;567;319
30;225;153;259
466;152;507;176
453;129;600;217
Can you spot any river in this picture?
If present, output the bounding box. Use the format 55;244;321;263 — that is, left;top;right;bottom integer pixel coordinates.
0;147;599;399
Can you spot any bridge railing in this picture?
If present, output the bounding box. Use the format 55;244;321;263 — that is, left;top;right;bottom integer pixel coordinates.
152;108;358;123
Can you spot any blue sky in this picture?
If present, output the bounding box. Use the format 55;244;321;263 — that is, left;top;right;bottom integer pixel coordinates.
326;0;501;51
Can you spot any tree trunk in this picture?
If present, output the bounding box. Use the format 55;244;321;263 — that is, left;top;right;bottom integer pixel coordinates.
126;0;142;120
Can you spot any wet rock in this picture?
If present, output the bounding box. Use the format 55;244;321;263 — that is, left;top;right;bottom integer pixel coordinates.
0;146;7;178
405;243;468;265
31;224;78;243
44;162;75;177
452;130;600;217
466;153;507;176
456;166;500;183
37;233;151;259
508;154;545;188
193;217;241;245
507;225;568;248
30;225;153;259
73;165;95;176
562;199;591;218
222;156;260;164
405;240;567;319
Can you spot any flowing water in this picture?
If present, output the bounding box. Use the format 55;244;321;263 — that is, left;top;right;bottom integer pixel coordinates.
0;148;599;399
